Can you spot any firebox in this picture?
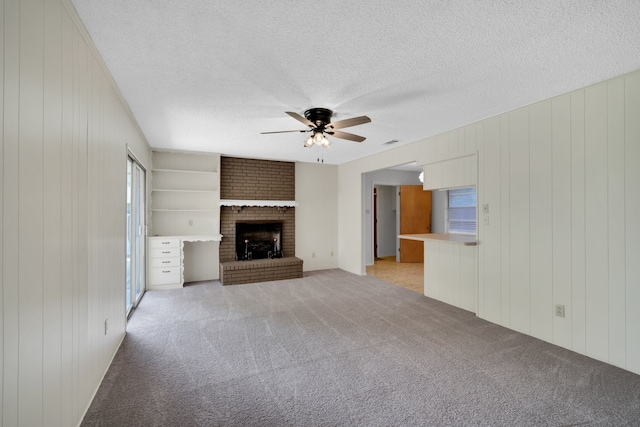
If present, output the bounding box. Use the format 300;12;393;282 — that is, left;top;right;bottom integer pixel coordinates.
236;221;282;260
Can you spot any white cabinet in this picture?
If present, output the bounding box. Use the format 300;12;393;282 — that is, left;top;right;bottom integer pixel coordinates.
148;237;183;289
422;154;477;191
149;151;222;287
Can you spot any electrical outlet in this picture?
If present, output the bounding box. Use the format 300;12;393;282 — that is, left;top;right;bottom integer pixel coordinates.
188;219;193;226
312;252;315;258
104;318;109;335
483;215;489;226
331;251;334;256
554;304;565;318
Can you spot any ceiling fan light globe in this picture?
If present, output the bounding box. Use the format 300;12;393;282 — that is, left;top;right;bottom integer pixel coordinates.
313;132;324;143
304;136;313;147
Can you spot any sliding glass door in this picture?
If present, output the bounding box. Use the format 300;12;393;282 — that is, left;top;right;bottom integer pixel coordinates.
126;155;146;317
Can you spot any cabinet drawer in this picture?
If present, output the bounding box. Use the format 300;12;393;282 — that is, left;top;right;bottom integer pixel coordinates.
149;266;181;285
150;247;181;258
150;257;180;268
149;237;180;249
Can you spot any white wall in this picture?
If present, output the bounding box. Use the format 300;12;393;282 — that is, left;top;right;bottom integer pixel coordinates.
295;162;339;271
338;70;640;376
431;190;447;234
1;0;152;425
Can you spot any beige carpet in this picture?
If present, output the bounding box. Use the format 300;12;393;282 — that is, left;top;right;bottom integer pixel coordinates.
82;269;640;426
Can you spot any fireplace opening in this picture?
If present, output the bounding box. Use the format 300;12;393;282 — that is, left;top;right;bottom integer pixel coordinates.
236;221;282;260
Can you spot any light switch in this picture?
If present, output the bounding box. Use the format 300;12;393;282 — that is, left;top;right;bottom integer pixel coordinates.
482;203;489;214
483;215;489;226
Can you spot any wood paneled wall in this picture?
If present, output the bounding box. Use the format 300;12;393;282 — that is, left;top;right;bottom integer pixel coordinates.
476;73;640;374
1;0;151;425
339;69;640;376
424;241;476;313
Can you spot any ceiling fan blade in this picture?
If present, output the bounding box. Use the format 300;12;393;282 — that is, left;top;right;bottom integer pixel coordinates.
286;111;316;128
328;130;366;142
326;115;371;130
260;129;308;134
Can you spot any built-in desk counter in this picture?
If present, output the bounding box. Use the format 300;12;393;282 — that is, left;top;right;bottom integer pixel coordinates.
148;235;222;290
398;233;477;246
399;233;477;313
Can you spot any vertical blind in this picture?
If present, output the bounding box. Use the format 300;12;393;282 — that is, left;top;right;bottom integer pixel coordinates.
448;187;477;234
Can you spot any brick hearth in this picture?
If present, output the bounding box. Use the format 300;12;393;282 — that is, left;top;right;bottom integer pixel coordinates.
219;257;303;285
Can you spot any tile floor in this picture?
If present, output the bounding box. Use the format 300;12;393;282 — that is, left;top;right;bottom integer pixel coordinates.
366;256;423;294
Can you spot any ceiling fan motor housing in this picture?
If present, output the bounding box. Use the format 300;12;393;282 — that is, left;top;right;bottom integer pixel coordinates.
304;108;333;129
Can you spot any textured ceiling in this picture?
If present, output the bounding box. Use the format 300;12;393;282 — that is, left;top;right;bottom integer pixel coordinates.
71;0;640;165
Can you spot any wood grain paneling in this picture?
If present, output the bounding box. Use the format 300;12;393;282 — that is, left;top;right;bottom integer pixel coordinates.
19;0;45;423
43;0;63;424
625;72;640;374
570;90;587;354
1;1;151;425
499;114;511;328
508;107;531;334
607;79;626;368
584;84;609;361
479;117;501;323
424;240;476;313
343;70;640;376
423;154;476;191
3;0;21;424
551;94;572;349
477;73;639;372
59;10;75;425
529;100;553;342
0;0;4;416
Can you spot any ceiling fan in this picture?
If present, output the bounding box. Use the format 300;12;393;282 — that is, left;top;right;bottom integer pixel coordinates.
261;108;371;148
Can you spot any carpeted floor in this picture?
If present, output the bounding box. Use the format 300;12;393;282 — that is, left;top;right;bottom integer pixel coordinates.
82;269;640;426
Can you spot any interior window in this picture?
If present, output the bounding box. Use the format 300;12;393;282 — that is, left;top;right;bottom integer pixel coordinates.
447;187;476;234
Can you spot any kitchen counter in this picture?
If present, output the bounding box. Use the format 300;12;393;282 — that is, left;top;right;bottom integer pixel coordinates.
398;233;477;246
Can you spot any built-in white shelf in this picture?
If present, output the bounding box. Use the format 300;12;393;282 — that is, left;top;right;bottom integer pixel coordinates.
149;150;222;286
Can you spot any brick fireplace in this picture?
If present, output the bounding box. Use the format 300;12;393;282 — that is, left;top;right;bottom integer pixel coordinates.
220;206;295;262
219;157;303;285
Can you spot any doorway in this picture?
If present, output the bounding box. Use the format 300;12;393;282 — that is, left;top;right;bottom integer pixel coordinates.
369;183;430;293
126;155;146;317
373;185;397;260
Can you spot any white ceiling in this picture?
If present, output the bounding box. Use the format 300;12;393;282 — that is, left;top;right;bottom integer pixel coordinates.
71;0;640;165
